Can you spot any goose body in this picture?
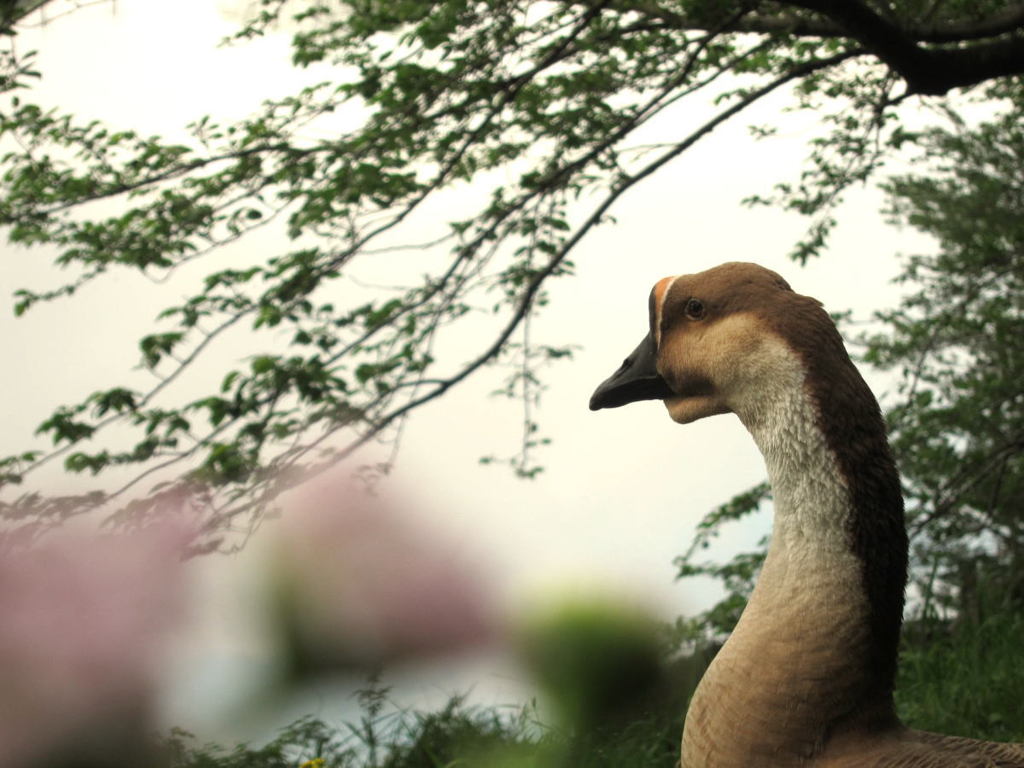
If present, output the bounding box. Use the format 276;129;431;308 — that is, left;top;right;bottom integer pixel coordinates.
590;262;1024;767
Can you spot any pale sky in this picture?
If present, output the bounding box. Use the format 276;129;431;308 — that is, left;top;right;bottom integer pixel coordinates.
1;0;937;742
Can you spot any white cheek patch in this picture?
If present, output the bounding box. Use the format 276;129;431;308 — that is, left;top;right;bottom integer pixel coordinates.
652;274;681;348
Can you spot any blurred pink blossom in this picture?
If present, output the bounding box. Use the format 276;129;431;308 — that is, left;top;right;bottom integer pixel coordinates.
276;476;494;669
0;523;189;766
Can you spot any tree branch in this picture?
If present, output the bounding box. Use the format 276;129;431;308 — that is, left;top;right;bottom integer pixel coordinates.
603;0;1024;95
612;0;1024;43
784;0;1024;94
199;47;864;539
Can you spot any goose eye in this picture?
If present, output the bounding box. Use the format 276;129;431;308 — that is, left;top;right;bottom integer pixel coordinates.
685;298;705;319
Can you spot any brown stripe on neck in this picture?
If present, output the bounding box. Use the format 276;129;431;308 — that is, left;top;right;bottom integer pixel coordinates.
768;294;907;707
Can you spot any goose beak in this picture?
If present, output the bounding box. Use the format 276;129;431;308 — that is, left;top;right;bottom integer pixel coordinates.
590;332;675;410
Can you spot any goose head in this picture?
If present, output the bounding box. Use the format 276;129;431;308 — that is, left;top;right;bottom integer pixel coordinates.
590;261;839;427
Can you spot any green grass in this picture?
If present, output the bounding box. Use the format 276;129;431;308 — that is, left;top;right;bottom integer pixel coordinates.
162;688;684;768
160;707;667;768
164;611;1024;768
896;610;1024;741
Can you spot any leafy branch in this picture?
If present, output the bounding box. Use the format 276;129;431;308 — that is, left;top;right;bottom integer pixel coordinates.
4;1;1024;548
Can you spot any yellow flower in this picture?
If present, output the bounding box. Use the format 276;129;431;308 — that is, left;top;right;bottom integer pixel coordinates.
299;759;325;768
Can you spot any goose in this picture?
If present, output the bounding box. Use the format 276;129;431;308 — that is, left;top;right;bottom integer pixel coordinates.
589;262;1024;768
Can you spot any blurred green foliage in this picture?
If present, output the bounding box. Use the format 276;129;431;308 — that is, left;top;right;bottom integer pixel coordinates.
517;599;666;731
